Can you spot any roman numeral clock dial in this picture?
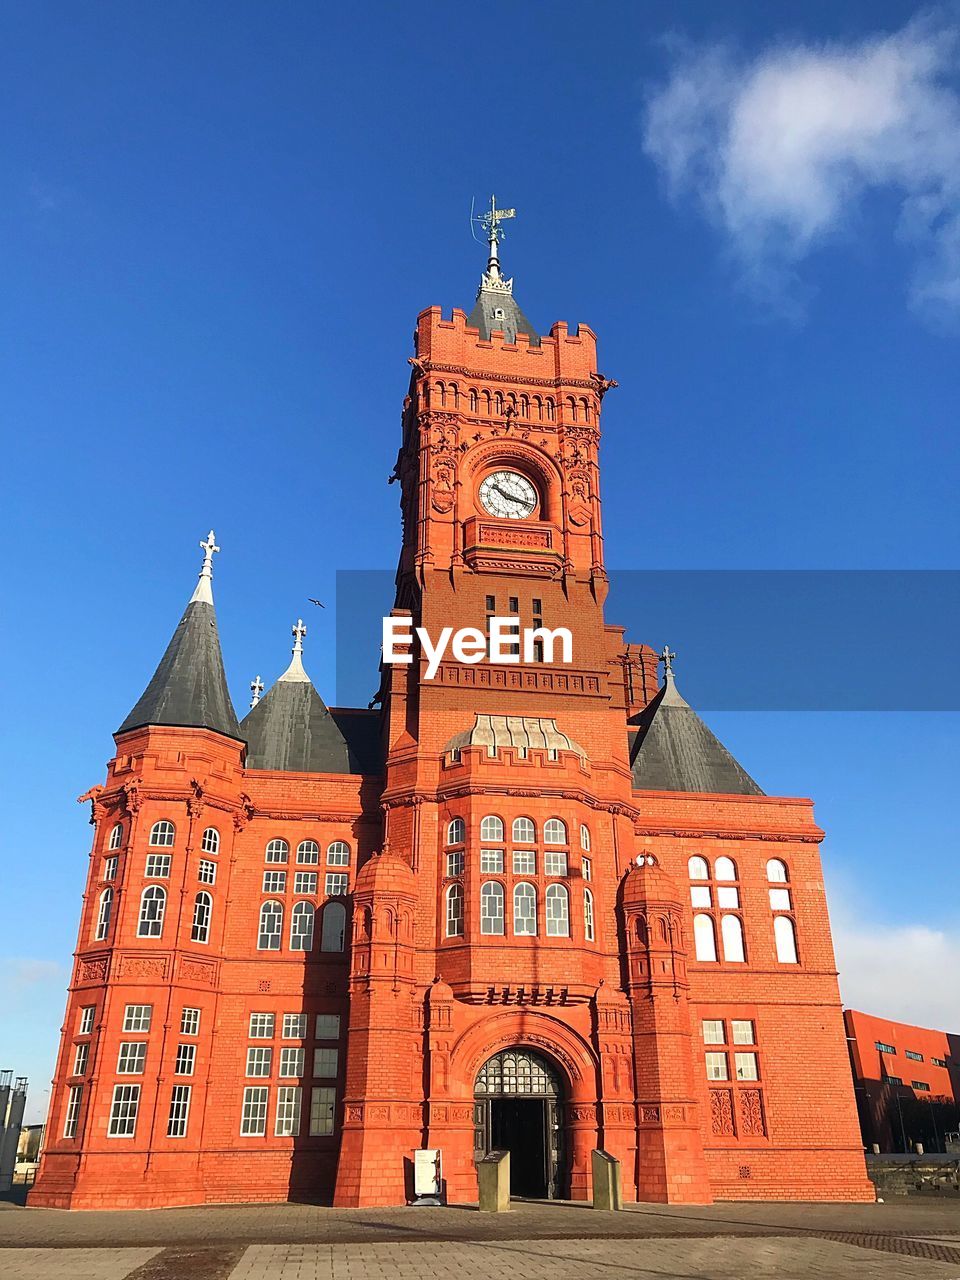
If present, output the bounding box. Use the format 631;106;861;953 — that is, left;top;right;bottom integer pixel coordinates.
478;470;538;519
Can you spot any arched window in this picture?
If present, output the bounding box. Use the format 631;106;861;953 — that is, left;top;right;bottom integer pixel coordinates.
326;841;350;866
137;885;166;938
265;839;289;864
200;828;220;855
766;858;788;883
579;824;591;852
108;823;124;851
191;892;212;944
480;882;504;935
533;395;543;420
519;395;529;418
447;818;465;846
688;856;709;880
297;840;319;865
513;883;536;936
512;817;535;844
583;887;595;942
715;856;738;881
566;396;577;422
480;815;504;842
258;901;283;950
721;914;745;962
774;915;799;964
469;389;478;414
95;888;113;941
320;901;346;952
544;819;567;845
290;901;315;951
445;884;464;937
545;884;570;937
546;398;556;421
494;391;504;415
482;389;491;415
149;820;175;847
580;397;590;422
693;913;717;962
438;381;447;406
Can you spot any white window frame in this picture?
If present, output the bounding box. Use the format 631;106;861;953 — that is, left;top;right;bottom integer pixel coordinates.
95;888;113;941
180;1007;201;1036
702;1019;725;1045
174;1043;196;1076
445;883;464;937
265;839;289;864
279;1047;305;1078
102;856;118;882
117;1041;147;1075
282;1013;308;1039
246;1046;273;1078
480;849;504;873
544;850;567;877
544;818;567;845
326;841;350;866
145;852;172;879
446;818;465;846
583;887;595;942
705;1052;729;1082
325;872;348;897
263;870;286;893
579;824;590;851
258;901;283;950
294;871;318;894
63;1084;83;1138
148;820;175;847
123;1004;152;1033
297;840;320;865
108;1083;140;1137
72;1042;89;1076
200;827;220;855
735;1052;759;1081
309;1086;336;1136
108;822;124;850
513;882;537;936
480;882;505;935
191;891;212;944
249;1012;275;1039
275;1085;302;1136
78;1006;96;1035
512;817;535;844
290;901;316;951
446;850;465;878
480;816;504;842
512;849;535;875
198;859;217;885
240;1086;269;1136
545;884;570;937
167;1084;191;1137
137;885;167;937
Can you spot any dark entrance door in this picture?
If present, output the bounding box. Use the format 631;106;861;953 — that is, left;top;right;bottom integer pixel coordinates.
473;1048;565;1199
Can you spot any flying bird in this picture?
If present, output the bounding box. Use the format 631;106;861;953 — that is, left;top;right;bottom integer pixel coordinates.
308;599;326;608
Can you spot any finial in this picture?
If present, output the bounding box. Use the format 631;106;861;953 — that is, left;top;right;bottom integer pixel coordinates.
475;194;516;290
659;644;677;682
278;618;310;684
249;675;264;708
189;529;220;605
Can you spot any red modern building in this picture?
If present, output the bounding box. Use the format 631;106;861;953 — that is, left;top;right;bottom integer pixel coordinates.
845;1009;959;1154
32;216;873;1209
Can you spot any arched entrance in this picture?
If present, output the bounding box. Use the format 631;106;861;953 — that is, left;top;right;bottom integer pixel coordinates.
473;1048;566;1198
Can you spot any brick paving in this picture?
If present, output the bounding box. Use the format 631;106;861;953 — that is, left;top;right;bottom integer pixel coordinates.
2;1198;959;1279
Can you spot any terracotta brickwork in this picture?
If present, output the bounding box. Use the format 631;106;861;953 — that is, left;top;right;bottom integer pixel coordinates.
31;293;873;1209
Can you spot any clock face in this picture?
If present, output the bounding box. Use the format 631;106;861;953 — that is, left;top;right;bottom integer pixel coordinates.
478;470;538;519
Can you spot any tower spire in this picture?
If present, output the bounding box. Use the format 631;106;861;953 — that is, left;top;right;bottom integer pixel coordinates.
479;193;515;285
467;195;539;345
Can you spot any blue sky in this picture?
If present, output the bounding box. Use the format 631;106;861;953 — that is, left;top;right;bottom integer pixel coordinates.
2;1;958;1121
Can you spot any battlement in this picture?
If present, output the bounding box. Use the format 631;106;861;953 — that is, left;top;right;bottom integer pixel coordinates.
415;306;599;384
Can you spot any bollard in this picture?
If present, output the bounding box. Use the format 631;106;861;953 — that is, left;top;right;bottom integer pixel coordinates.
915;1143;924;1156
478;1149;510;1212
871;1144;880;1155
591;1149;623;1211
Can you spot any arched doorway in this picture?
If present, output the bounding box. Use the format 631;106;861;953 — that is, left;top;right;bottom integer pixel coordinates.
473;1048;566;1198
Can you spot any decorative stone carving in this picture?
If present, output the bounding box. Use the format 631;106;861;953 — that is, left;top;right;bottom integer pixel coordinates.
710;1088;736;1137
738;1089;766;1137
78;957;108;983
119;955;167;980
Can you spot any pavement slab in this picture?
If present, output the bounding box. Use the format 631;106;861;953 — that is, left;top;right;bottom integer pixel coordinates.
0;1247;161;1280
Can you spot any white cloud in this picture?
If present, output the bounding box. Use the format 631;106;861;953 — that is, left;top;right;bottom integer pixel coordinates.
643;16;960;316
831;900;960;1030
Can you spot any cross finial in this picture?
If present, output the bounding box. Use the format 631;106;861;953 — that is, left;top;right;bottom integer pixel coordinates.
659;644;677;680
189;529;220;605
292;618;307;655
249;675;264;708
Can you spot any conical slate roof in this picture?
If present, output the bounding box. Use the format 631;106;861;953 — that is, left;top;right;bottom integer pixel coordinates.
467;284;540;345
118;537;241;741
241;626;369;773
629;672;762;796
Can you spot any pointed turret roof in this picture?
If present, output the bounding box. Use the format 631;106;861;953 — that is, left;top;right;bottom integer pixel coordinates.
629;650;763;796
118;531;242;741
241;620;371;773
466;194;539;345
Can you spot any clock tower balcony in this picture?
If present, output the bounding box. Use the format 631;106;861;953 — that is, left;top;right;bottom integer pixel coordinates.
461;515;563;576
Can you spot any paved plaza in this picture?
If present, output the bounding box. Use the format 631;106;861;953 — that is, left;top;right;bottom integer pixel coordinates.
1;1197;958;1279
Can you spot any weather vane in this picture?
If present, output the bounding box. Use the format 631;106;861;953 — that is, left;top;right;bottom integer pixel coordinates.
471;193;516;284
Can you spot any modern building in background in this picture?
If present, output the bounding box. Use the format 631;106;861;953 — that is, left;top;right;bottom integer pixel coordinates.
0;1073;28;1191
845;1009;959;1153
31;211;873;1209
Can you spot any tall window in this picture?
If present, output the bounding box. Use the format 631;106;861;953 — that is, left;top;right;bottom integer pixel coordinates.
117;1042;147;1074
174;1043;196;1075
480;882;505;935
294;871;318;894
198;859;217;885
103;856;118;882
95;888;113;941
240;1087;269;1136
480;815;504;842
445;883;464;937
63;1085;83;1139
200;827;220;854
544;850;568;877
320;901;346;952
688;856;745;962
297;840;320;865
108;823;124;850
325;872;348;897
123;1005;152;1032
544;818;567;844
767;860;799;963
545;884;570;937
137;885;166;938
145;853;171;878
290;901;315;951
191;892;212;944
513;882;536;936
167;1085;191;1138
313;1047;339;1076
265;839;289;864
512;817;535;843
446;849;464;877
181;1008;201;1036
310;1086;336;1136
579;824;591;851
258;901;283;950
249;1012;275;1038
72;1043;89;1076
279;1047;304;1077
149;820;175;847
108;1084;140;1137
446;818;465;846
283;1013;307;1039
326;841;350;866
263;870;286;893
583;888;595;942
79;1006;96;1035
275;1086;302;1136
246;1046;273;1077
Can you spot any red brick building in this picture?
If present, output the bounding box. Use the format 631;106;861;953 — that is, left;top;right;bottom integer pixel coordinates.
845;1009;959;1154
32;216;873;1209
